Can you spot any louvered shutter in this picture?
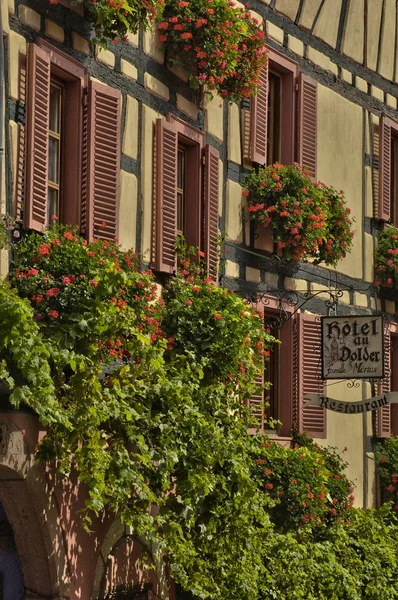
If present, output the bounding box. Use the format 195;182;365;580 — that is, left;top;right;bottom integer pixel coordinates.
298;74;317;179
154;119;178;273
203;145;220;282
379;116;392;221
293;314;326;438
250;61;269;165
248;365;265;434
80;90;89;238
86;81;121;242
25;44;51;231
391;335;398;435
377;327;391;438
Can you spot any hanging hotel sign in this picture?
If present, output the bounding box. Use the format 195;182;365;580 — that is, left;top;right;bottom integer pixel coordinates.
321;315;384;380
304;393;398;414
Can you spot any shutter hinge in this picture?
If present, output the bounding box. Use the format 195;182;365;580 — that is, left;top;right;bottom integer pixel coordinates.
202;154;206;166
83;90;88;107
295;82;299;92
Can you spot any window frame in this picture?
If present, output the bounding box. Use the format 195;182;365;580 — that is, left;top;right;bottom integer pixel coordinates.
25;39;87;230
267;47;298;166
252;295;294;439
165;113;204;251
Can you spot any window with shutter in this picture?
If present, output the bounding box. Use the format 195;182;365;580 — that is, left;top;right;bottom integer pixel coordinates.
298;74;318;179
153;115;219;277
377;326;392;438
378;116;398;224
293;313;326;439
247;297;294;437
391;332;398;436
25;40;86;231
25;41;121;242
245;48;297;167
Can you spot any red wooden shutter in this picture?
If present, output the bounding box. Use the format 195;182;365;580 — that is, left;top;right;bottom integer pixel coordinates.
379;116;392;221
86;81;121;242
80;90;89;238
250;60;268;165
25;44;51;231
391;335;398;436
154;119;178;273
293;314;326;438
203;145;220;282
298;74;317;179
248;364;265;434
377;327;391;438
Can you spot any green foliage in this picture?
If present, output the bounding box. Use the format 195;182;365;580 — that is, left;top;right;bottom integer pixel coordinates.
260;505;398;600
3;225;398;600
243;164;354;266
158;0;267;101
252;435;353;534
1;225;274;599
376;436;398;510
374;226;398;288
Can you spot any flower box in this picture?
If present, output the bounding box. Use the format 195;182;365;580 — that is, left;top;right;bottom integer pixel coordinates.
243;163;354;267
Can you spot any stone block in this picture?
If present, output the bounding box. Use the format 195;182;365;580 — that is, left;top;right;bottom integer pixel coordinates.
266;21;284;45
341;68;352;84
274;0;300;21
288;35;304;57
371;86;384;102
45;20;65;43
386;94;397;109
307;47;330;70
96;47;115;68
8;31;26;101
354;292;368;308
122;96;139;160
246;267;260;283
120;59;138;81
72;32;90;55
225;261;240;279
355;76;368;93
119;171;137;251
204;94;224;142
143;28;164;64
144;73;169;101
176;94;197;121
226;180;243;242
228;103;241;165
18;5;40;30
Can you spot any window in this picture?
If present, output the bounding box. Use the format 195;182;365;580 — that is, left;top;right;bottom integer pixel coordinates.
245;47;318;178
25;40;121;241
378;116;398;224
153;114;220;279
377;323;398;437
267;71;282;165
248;303;326;439
177;146;186;235
48;82;63;223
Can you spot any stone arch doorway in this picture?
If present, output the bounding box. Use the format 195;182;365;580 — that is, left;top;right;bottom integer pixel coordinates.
0;502;24;599
0;416;70;599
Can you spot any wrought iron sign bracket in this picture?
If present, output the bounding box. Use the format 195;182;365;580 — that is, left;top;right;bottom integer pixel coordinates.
251;288;348;330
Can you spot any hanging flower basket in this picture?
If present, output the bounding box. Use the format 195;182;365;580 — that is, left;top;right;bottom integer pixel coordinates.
49;0;164;46
158;0;267;101
374;227;398;289
243;164;354;266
